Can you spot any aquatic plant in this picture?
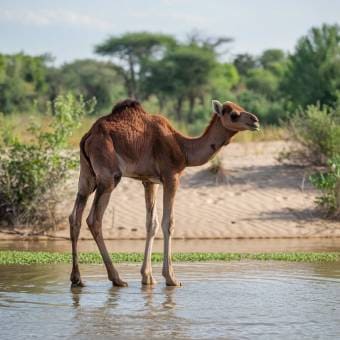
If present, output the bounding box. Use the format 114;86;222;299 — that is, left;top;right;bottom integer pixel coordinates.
0;251;339;265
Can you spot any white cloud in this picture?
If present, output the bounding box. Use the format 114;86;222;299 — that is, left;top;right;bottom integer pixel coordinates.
130;8;208;27
0;8;114;31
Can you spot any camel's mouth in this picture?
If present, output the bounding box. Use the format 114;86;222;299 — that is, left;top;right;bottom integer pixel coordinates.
246;122;260;131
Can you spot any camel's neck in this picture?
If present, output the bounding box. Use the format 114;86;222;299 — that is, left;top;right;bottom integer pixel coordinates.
175;115;237;167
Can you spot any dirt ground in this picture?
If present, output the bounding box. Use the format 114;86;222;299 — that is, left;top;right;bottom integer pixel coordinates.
2;141;339;240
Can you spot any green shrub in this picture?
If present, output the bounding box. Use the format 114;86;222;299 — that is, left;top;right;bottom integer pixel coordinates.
310;157;340;216
0;93;96;227
209;156;223;175
285;104;340;164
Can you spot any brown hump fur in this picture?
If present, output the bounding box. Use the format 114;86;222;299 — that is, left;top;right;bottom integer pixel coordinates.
111;99;143;115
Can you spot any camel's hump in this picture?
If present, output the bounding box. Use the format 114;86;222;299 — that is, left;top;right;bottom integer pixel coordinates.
111;99;143;115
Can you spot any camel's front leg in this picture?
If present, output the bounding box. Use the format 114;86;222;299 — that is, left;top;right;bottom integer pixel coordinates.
141;181;160;285
161;175;181;286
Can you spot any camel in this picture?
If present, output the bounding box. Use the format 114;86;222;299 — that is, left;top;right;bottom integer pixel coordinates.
69;99;259;287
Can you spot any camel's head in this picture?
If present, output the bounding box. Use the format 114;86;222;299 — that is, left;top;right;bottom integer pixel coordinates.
212;100;260;132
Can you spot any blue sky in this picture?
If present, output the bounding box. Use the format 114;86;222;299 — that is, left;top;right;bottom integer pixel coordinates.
1;0;339;65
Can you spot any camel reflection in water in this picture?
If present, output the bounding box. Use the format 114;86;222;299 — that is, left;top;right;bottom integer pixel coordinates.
70;283;187;339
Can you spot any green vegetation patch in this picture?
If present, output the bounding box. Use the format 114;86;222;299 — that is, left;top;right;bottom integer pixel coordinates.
1;251;340;265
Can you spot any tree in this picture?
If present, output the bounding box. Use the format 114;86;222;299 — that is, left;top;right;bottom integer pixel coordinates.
282;24;340;108
186;31;233;54
0;53;50;114
53;59;125;112
233;53;258;76
245;68;280;99
95;32;176;99
211;63;240;99
260;49;285;69
144;44;217;121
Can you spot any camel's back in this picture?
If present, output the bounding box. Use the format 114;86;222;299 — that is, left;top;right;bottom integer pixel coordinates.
85;99;185;177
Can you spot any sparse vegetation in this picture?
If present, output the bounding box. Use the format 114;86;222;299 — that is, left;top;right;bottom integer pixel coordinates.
208;155;228;184
1;251;340;265
209;156;223;174
283;104;340;165
282;104;340;217
310;157;340;216
0;93;95;227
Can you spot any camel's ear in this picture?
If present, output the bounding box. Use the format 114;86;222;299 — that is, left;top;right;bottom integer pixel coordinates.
212;100;223;116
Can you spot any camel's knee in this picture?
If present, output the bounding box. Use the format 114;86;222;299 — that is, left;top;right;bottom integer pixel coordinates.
162;218;175;236
69;213;75;227
86;215;101;239
169;225;175;237
147;220;160;237
86;215;95;231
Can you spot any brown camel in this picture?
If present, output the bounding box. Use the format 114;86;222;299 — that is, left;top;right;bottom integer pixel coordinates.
69;99;259;287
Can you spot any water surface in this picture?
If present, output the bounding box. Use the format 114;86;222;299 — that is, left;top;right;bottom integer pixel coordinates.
1;262;340;339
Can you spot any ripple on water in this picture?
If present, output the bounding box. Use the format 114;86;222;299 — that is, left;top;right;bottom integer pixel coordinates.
0;262;340;339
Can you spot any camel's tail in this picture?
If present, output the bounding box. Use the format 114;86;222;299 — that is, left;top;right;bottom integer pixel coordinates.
79;132;95;177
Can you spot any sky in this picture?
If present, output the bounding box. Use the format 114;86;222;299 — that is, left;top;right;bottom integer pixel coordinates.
1;0;339;65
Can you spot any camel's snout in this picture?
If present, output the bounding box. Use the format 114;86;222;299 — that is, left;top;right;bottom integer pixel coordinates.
252;121;260;131
245;112;260;131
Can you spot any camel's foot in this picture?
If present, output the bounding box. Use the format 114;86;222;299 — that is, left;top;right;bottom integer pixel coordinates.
70;271;85;287
164;275;182;287
142;274;157;285
112;277;128;287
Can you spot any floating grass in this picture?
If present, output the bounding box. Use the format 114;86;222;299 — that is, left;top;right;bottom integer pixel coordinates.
0;251;340;265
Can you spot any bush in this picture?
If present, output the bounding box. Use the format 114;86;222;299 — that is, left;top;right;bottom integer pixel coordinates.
209;156;228;184
310;157;340;217
0;93;96;228
284;104;340;164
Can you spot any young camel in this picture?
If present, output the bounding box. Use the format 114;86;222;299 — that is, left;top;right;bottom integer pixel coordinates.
69;99;259;287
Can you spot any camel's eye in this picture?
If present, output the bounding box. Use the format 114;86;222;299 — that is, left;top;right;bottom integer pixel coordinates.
230;112;238;122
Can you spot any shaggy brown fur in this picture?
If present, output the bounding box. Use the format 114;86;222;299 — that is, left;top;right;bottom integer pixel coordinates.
69;99;259;287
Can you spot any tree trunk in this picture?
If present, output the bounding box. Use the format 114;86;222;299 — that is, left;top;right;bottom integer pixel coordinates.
188;96;195;123
128;54;138;99
158;96;165;111
175;97;183;121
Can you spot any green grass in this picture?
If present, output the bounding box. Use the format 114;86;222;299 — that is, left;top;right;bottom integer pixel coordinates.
0;251;340;265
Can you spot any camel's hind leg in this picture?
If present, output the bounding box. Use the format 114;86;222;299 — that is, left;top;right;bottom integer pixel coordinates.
69;157;96;287
141;181;160;285
85;135;127;287
86;175;127;287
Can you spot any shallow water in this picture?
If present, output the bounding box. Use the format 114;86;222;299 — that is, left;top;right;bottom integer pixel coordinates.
1;262;340;339
2;237;340;253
